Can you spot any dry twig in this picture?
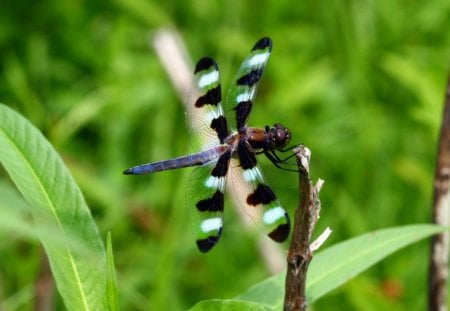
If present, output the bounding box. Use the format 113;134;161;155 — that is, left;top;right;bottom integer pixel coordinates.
428;73;450;311
284;145;326;311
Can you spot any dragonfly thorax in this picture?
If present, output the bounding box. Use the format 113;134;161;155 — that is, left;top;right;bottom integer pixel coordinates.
240;123;291;152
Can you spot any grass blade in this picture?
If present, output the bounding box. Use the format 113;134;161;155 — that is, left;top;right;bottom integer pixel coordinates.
106;232;119;311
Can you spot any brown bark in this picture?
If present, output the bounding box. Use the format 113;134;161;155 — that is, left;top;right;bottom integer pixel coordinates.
284;146;324;311
429;74;450;311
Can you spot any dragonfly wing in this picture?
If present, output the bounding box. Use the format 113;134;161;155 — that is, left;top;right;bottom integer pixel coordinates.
229;139;290;242
186;148;232;252
224;37;273;131
186;57;230;151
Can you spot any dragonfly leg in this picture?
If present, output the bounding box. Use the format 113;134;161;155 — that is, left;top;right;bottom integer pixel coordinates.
269;148;299;164
264;150;299;172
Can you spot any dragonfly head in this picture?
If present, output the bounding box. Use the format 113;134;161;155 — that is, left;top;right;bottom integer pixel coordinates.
267;123;291;150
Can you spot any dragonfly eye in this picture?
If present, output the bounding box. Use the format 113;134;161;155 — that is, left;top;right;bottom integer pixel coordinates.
271;123;291;149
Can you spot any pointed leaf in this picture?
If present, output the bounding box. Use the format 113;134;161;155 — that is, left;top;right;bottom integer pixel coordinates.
0;181;91;253
190;299;274;311
0;104;107;310
237;224;445;309
306;224;445;302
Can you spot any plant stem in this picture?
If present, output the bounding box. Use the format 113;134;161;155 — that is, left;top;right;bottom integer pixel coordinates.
284;145;324;311
429;73;450;311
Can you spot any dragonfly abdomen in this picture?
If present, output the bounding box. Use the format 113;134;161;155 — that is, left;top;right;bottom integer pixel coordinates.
123;145;227;175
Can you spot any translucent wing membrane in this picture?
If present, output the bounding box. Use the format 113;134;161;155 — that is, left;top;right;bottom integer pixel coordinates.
224;37;273;131
186;148;232;252
230;140;290;242
186;57;229;151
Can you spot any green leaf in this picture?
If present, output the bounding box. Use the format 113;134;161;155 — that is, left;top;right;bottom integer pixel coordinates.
0;181;90;253
189;299;274;311
106;232;119;311
0;104;107;310
237;224;445;309
0;180;44;238
235;273;285;309
306;224;445;302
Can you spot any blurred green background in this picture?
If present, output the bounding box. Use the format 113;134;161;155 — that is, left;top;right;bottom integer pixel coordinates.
1;0;449;310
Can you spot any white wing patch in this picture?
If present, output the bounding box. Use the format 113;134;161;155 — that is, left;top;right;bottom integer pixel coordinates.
204;176;226;190
246;51;270;67
204;105;224;124
242;167;263;182
236;89;255;103
263;206;285;225
200;217;223;233
198;70;219;88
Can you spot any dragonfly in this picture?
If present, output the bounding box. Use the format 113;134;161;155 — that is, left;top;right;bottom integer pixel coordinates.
124;37;292;252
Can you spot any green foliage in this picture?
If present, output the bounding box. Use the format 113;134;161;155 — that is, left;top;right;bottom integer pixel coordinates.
306;224;445;303
234;225;446;310
0;104;115;310
190;299;274;311
190;225;445;310
106;232;119;311
1;0;449;309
